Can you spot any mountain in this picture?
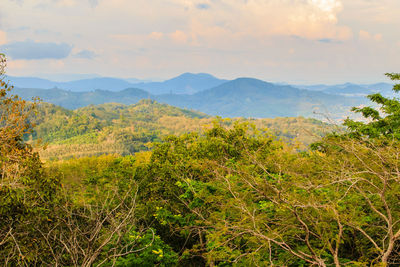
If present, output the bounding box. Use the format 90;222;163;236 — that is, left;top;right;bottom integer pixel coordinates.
7;76;135;92
124;78;154;83
6;76;59;89
8;73;227;94
36;73;102;82
323;83;372;95
14;87;150;109
57;77;135;92
295;82;394;97
132;72;228;95
15;77;368;119
157;78;367;118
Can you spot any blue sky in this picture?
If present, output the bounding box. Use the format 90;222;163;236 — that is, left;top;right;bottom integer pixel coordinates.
1;0;399;83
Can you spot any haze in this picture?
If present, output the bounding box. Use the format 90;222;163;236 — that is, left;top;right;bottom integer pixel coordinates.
1;0;399;84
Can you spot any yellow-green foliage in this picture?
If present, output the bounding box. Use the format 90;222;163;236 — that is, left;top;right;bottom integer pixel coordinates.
3;65;400;266
30;100;338;160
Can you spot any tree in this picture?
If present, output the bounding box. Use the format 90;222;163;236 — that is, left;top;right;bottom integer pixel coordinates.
138;121;347;265
344;73;400;139
0;53;38;183
0;55;177;266
0;54;62;265
141;75;400;265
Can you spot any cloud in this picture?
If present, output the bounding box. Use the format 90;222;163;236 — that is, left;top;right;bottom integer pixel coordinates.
92;0;350;41
359;30;371;40
2;0;399;83
8;0;100;8
0;31;7;45
196;3;210;10
170;30;188;43
53;0;100;8
374;33;383;41
159;0;352;44
88;0;98;7
9;0;24;4
7;59;27;70
148;32;164;40
73;49;97;59
359;30;383;41
1;40;72;60
318;38;335;43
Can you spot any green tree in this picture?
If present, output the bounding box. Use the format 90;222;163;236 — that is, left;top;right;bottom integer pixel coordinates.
136;120;346;265
344;73;400;139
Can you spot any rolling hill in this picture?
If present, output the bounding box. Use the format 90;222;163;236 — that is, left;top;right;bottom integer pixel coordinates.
14;87;151;109
28;100;338;160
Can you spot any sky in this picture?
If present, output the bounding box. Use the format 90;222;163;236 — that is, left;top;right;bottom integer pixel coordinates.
0;0;399;84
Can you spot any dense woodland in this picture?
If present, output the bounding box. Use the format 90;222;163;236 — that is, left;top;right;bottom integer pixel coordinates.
2;52;400;266
26;100;335;160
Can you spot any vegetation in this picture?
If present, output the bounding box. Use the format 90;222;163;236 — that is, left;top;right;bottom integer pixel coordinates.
27;101;336;160
0;55;175;266
2;52;400;265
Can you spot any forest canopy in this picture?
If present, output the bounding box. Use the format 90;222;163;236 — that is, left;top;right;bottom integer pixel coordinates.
27;101;337;160
1;53;400;266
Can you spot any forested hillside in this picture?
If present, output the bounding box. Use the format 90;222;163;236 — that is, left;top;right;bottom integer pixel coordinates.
14;87;151;109
3;51;400;266
28;100;336;160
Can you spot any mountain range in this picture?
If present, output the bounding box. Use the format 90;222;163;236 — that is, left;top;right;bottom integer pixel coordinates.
8;72;394;97
295;82;395;97
7;72;227;95
13;76;372;119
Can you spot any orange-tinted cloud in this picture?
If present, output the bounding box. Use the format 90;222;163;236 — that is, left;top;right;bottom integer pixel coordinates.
0;31;7;45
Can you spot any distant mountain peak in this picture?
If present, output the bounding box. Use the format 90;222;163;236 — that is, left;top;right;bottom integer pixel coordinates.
178;72;216;77
167;72;221;82
132;72;228;95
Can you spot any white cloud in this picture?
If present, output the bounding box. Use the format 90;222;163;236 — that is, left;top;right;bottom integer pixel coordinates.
86;0;351;42
163;0;351;41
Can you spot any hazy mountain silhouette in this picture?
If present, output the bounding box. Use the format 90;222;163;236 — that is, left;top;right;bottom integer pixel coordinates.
15;77;368;118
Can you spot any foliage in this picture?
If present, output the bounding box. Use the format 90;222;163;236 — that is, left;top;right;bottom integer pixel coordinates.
132;119;400;266
109;229;178;267
27;101;336;160
0;55;175;266
4;50;400;266
344;73;400;139
0;54;62;265
129;76;400;266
